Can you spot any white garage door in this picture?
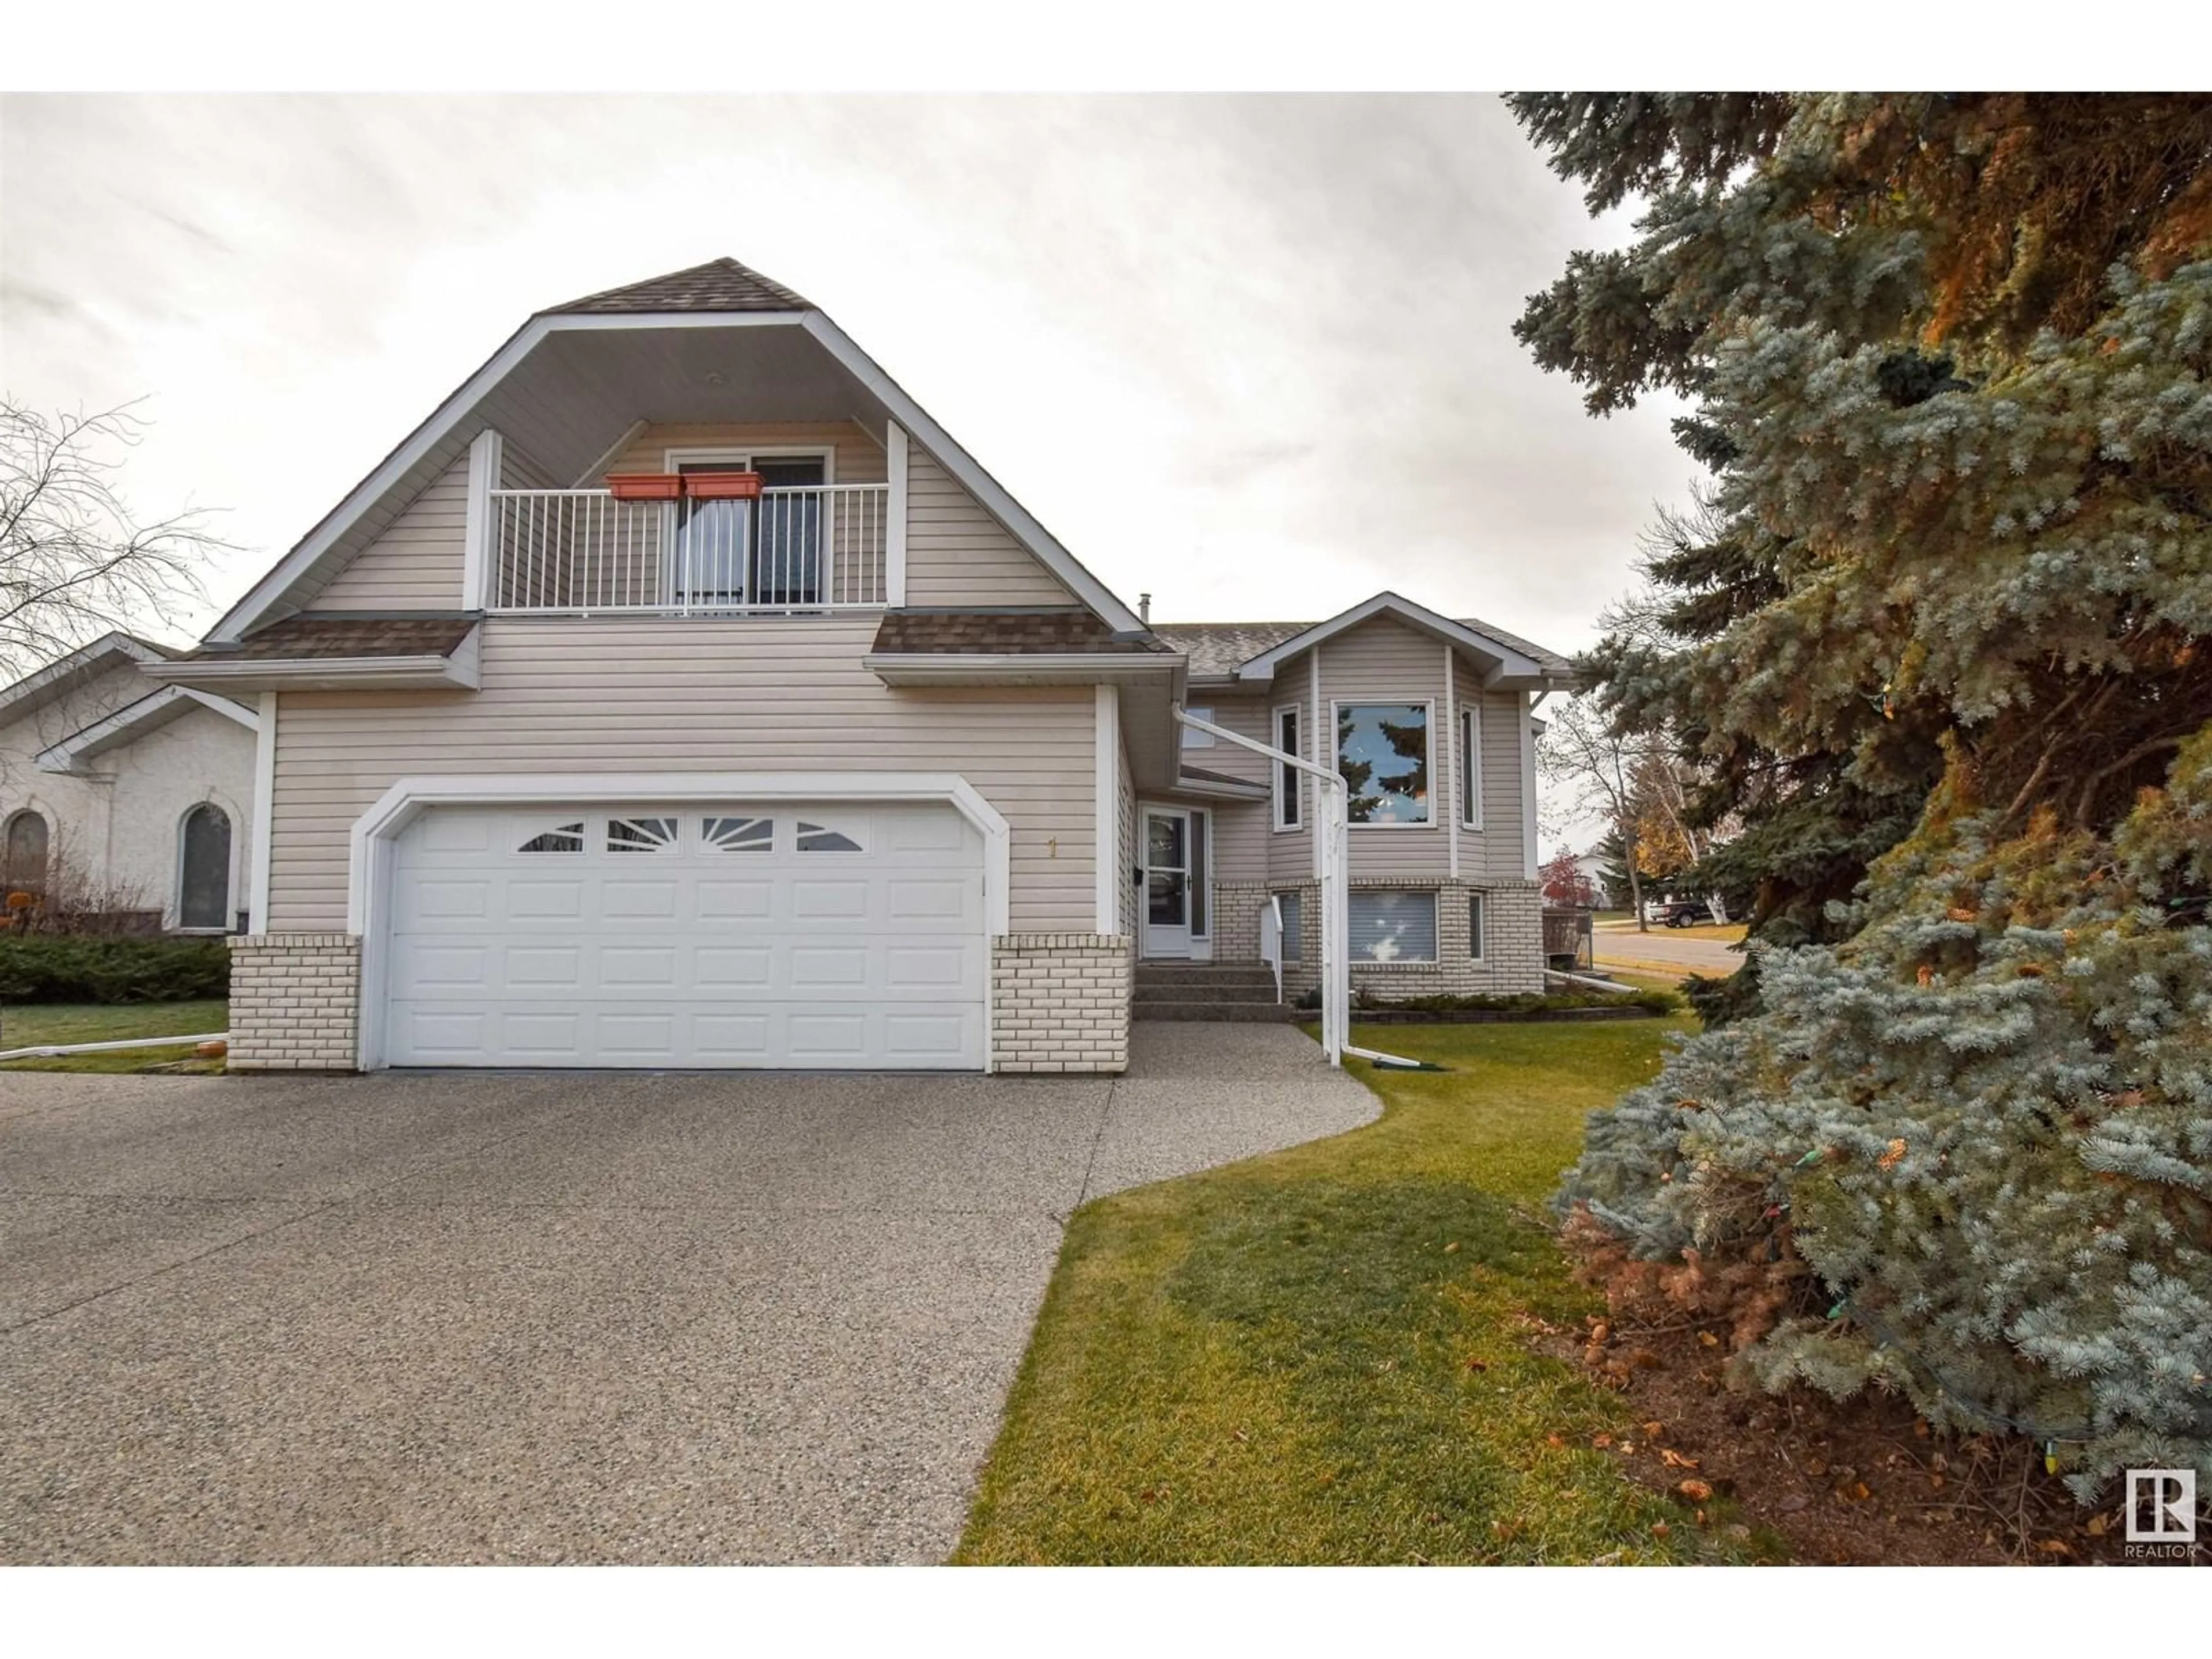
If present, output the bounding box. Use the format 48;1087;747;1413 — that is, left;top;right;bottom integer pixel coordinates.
384;801;986;1069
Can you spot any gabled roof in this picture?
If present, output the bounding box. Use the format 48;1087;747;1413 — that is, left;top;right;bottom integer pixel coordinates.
36;685;257;775
209;256;1145;642
0;631;174;727
1154;592;1578;691
543;257;811;315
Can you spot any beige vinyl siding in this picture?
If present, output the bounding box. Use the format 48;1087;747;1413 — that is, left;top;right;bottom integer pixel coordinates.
904;449;1072;606
266;616;1096;934
1454;654;1531;880
598;422;887;484
1322;613;1450;880
1185;694;1270;884
1266;660;1317;885
313;456;467;611
501;444;558;491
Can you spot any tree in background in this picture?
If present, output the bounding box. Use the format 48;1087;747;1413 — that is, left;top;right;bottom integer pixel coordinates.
2;402;214;681
1514;93;2212;1497
1540;849;1600;908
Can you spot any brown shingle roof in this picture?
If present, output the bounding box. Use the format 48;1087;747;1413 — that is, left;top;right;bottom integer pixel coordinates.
542;257;811;316
204;615;480;661
1153;612;1575;679
872;609;1172;656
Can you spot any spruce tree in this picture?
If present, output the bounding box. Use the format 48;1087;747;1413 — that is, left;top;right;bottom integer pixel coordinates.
1517;93;2212;1496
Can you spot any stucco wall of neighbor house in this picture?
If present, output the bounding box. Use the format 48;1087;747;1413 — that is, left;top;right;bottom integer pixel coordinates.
264;616;1100;935
97;704;259;928
0;666;256;922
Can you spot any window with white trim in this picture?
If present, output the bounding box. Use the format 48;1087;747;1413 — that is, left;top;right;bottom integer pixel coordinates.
1348;889;1438;963
1275;891;1303;962
1274;706;1301;831
1181;706;1215;748
1461;704;1484;829
1335;702;1430;825
1468;892;1486;961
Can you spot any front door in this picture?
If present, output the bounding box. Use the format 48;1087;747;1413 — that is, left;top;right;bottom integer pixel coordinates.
1143;808;1191;958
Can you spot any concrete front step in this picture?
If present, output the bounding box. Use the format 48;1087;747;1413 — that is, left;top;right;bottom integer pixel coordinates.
1134;965;1277;987
1133;1001;1301;1023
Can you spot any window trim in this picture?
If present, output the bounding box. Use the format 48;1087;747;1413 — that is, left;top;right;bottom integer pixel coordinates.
1468;890;1486;964
1461;703;1484;830
1272;704;1302;832
1274;890;1304;963
660;446;838;609
1347;886;1440;963
2;806;50;896
1330;698;1437;830
173;800;236;934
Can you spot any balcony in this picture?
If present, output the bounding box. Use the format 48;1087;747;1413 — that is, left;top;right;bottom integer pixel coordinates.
487;483;891;615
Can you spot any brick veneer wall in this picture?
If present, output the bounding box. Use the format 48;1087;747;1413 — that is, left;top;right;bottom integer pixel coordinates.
992;931;1131;1073
1260;878;1545;999
226;933;361;1071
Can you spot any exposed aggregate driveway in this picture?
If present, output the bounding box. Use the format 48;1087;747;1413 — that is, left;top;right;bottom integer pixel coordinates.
0;1025;1373;1564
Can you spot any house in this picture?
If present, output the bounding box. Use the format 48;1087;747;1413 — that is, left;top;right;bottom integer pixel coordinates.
0;632;259;933
148;257;1573;1074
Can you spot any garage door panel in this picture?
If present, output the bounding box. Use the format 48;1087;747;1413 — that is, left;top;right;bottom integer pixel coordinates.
387;801;987;1069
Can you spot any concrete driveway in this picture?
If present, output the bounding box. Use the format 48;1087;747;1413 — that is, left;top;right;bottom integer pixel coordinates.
0;1025;1373;1565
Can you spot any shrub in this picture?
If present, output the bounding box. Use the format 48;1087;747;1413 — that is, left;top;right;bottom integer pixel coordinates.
0;934;230;1003
1368;987;1680;1016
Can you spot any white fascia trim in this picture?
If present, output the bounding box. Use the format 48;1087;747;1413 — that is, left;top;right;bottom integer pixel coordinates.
249;692;276;931
32;684;258;774
1233;591;1549;687
1094;684;1118;934
885;422;910;606
145;652;480;691
210;312;809;644
461;429;502;612
347;771;1014;1070
0;631;169;725
799;314;1144;633
1518;692;1540;881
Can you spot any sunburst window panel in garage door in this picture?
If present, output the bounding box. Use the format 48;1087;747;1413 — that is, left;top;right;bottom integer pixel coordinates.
384;802;986;1069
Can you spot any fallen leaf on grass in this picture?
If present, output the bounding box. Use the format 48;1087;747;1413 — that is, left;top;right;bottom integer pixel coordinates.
1544;1433;1566;1449
1660;1449;1701;1470
2085;1513;2108;1537
1649;1521;1671;1539
1676;1479;1714;1503
1464;1356;1489;1373
1696;1331;1720;1348
1443;1241;1461;1253
1590;1432;1613;1449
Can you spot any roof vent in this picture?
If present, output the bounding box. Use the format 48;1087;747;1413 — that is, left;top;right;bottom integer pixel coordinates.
1138;593;1152;625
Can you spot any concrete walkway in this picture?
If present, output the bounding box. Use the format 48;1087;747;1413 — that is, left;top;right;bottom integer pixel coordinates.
0;1024;1373;1565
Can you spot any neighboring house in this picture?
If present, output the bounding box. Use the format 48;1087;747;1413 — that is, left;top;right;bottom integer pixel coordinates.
0;632;259;932
150;257;1572;1074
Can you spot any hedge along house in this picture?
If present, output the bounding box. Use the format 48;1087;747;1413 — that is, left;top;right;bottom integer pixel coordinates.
0;633;259;934
149;257;1572;1074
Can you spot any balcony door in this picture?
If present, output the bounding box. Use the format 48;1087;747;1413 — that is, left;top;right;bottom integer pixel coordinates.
671;452;827;609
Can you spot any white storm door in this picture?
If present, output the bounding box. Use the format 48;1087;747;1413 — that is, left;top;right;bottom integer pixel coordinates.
1143;807;1192;959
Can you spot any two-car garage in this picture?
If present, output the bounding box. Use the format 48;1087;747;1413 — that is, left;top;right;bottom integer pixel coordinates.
376;796;988;1070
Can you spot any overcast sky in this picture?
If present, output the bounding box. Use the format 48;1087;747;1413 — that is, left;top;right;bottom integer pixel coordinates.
3;93;1690;854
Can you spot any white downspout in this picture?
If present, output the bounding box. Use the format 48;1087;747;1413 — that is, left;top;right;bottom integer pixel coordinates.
1173;705;1412;1071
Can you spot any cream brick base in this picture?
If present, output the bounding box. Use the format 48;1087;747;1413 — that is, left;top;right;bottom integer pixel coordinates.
226;933;361;1071
1251;878;1545;999
991;932;1132;1074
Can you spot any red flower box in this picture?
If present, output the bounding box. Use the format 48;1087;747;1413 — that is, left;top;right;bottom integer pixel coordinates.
605;472;682;501
683;471;764;501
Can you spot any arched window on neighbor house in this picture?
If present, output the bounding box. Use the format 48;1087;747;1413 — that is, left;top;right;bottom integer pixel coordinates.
178;802;232;931
3;809;50;899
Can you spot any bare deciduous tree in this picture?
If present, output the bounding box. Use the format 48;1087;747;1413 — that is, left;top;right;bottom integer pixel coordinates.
1538;694;1676;932
2;400;221;680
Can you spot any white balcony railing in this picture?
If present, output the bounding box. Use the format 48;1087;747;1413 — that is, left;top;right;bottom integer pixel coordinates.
487;484;891;614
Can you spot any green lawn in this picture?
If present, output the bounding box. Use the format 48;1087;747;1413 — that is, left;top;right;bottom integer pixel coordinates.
0;999;229;1073
956;1017;1779;1565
